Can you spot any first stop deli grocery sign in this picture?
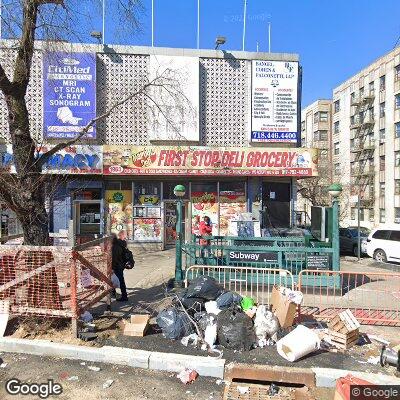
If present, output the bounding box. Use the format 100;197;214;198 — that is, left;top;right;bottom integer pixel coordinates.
103;146;318;177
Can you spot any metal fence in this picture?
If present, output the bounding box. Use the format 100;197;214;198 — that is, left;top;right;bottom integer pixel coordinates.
0;236;113;336
298;270;400;326
185;265;294;305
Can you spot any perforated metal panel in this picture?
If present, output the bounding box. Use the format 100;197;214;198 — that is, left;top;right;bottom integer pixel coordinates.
0;49;43;143
200;58;249;147
96;53;149;145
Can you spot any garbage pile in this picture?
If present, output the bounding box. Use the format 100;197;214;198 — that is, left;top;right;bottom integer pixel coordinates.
156;276;318;361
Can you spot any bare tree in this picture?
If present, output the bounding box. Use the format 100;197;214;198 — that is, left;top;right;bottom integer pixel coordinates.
0;1;192;245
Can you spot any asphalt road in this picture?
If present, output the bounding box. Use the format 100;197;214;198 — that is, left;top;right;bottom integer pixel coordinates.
0;353;223;400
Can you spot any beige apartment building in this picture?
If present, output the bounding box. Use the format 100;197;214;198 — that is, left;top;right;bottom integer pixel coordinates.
301;47;400;228
298;100;333;223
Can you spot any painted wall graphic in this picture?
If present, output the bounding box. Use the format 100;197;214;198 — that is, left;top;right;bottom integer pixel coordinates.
251;60;298;143
105;190;133;239
43;52;97;139
103;145;318;177
191;191;219;236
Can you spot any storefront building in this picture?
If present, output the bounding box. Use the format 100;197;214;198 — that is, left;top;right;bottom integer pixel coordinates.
0;41;317;247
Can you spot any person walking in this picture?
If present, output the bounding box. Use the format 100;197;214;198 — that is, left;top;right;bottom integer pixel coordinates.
111;233;129;302
199;215;212;258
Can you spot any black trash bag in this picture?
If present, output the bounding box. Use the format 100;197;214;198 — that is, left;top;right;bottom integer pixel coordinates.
196;313;217;332
181;297;206;314
185;276;224;301
216;291;243;310
217;307;256;351
156;308;194;340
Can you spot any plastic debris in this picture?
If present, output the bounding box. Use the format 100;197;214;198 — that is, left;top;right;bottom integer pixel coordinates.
216;379;223;385
240;296;255;311
102;379;114;389
367;356;380;365
88;366;101;372
254;305;280;342
0;362;7;368
185;276;224;301
177;369;198;384
367;334;390;346
268;383;279;396
244;306;257;319
279;287;303;305
181;333;200;347
67;376;79;381
80;311;93;323
205;301;222;315
80;362;86;366
237;386;249;394
216;291;242;310
157;308;194;340
204;322;217;348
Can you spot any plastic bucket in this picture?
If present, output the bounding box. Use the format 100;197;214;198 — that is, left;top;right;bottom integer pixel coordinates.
276;325;320;362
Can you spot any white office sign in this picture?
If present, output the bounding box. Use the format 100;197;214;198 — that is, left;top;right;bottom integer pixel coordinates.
149;55;199;142
251;60;298;143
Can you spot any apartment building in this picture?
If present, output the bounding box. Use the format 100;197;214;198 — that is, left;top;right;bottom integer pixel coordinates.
298;100;333;221
332;47;400;228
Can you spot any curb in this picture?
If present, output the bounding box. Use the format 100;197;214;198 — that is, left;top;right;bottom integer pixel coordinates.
0;338;398;386
0;338;225;379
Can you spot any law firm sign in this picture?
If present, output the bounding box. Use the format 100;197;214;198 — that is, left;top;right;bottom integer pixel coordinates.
43;52;97;139
251;60;298;143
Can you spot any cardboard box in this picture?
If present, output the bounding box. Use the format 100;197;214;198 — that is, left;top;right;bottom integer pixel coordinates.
271;286;297;329
123;314;150;337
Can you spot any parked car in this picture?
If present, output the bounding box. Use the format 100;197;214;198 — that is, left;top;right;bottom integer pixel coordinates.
339;227;369;256
366;226;400;262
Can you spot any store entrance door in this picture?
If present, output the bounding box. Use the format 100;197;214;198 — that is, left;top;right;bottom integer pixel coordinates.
73;200;103;245
164;201;188;247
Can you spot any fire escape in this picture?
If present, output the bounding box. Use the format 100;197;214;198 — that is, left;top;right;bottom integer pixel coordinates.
350;90;375;213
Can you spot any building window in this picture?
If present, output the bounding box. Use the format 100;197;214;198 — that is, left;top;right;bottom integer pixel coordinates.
369;208;374;222
334;142;340;155
395;65;400;82
396;151;400;167
350;139;355;149
395;94;400;110
395;179;400;195
334;121;340;134
369;81;374;95
334;100;340;113
359;87;364;97
359;208;365;221
380;75;386;91
395;208;400;223
301;121;305;131
350;115;355;125
319;111;328;122
379;128;385;141
379;102;385;118
350;208;356;220
379;156;385;171
301;138;305;147
379;209;386;223
379;182;385;197
334;163;340;175
396;122;400;138
313;130;328;141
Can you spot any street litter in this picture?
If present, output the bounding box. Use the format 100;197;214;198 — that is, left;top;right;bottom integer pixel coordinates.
216;291;242;310
0;362;7;368
67;376;79;381
80;311;93;323
240;296;255;311
123;314;150;337
205;301;221;315
80;362;86;366
380;345;400;371
327;309;359;350
237;386;249;395
181;333;200;347
277;325;320;362
185;276;223;301
367;356;380;365
102;379;114;389
271;286;302;329
88;366;101;372
368;334;390;346
268;383;279;396
177;369;198;384
157;308;194;340
204;321;217;348
254;305;280;344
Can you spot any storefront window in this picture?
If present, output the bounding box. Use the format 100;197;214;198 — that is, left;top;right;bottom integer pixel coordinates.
191;182;218;236
134;182;161;206
163;181;189;199
219;182;247;236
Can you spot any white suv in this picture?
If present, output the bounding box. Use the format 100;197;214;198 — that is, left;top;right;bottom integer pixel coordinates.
366;227;400;262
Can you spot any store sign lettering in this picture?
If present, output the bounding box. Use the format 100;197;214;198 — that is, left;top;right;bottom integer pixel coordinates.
138;195;159;205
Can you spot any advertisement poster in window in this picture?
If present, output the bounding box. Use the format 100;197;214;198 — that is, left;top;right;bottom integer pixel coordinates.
191;191;219;235
251;60;298;143
105;190;133;239
133;218;162;241
219;190;247;236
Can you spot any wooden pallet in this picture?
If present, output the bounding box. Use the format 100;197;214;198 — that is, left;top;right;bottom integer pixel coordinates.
328;309;360;334
328;328;359;349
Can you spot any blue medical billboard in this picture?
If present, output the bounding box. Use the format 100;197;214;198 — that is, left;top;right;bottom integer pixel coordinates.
43;52;96;139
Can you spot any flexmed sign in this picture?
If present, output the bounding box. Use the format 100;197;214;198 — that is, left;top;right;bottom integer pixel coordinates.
251;60;298;143
103;146;318;177
0;145;102;174
43;52;96;139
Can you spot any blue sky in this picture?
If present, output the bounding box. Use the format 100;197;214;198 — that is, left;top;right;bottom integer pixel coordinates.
79;1;400;106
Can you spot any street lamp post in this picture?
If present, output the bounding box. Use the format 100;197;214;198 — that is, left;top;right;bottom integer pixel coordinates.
328;183;342;271
174;184;186;284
